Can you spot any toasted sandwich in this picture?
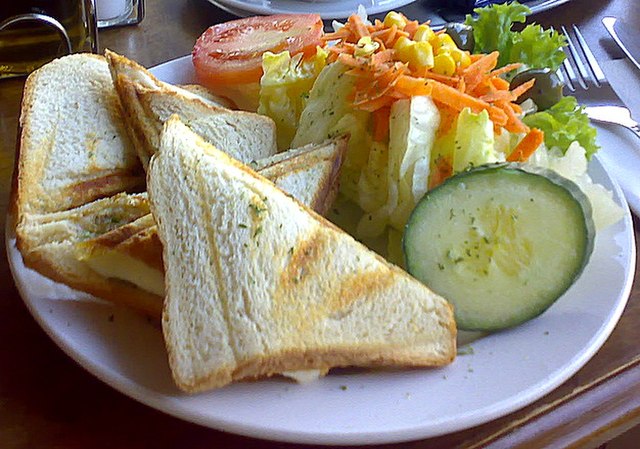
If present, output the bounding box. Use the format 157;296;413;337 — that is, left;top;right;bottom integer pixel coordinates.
105;49;278;170
75;136;348;314
15;193;164;316
14;53;144;217
149;117;456;392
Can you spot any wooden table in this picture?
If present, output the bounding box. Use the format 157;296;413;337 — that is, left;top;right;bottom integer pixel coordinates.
1;0;639;447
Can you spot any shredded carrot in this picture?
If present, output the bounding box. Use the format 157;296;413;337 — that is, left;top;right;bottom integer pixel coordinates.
371;27;389;38
349;14;370;39
457;77;466;93
488;106;509;126
480;90;515;103
372;106;391;142
462;51;499;93
497;101;529;133
322;29;351;41
372;49;397;65
394;75;432;96
337;53;363;68
429;156;453;189
373;37;387;51
420;70;460;86
469;80;493;98
510;102;523;114
353;95;396;112
436;106;457;137
510;79;536;102
430;81;492;113
490;76;510;91
489;62;522;78
507;128;545;162
404;20;419;37
324;11;537;149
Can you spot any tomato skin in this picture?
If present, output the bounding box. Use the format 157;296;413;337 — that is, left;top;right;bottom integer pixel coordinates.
193;14;323;87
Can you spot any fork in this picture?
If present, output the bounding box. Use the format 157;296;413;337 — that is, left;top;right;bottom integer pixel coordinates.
557;24;640;140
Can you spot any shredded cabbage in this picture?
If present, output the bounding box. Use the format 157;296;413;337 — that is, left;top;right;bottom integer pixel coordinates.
357;96;440;237
525;142;624;229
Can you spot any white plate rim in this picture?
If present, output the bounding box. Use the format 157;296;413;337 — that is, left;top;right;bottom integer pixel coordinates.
5;55;637;445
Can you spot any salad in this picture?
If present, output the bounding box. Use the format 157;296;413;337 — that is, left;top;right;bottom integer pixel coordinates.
192;2;624;330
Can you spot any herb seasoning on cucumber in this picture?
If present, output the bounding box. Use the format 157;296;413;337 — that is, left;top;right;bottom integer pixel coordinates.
403;163;595;331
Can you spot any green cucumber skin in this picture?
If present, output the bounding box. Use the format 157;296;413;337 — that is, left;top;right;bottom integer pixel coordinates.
403;163;595;331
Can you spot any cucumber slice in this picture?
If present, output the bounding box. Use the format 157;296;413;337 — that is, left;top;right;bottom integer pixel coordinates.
403;163;595;331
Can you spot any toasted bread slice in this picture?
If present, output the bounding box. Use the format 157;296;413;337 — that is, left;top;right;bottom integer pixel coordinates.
75;137;348;311
105;50;278;170
15;53;144;216
249;137;347;215
178;84;234;109
15;193;163;317
149;117;456;393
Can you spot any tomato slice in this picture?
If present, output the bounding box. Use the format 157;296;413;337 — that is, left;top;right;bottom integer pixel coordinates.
193;14;324;87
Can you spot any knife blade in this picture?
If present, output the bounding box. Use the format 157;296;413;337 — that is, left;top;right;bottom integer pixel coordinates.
603;17;640;72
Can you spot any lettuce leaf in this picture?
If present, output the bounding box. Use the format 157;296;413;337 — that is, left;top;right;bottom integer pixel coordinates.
259;47;328;150
465;1;529;67
465;1;566;71
452;108;500;172
510;24;567;72
523;96;599;158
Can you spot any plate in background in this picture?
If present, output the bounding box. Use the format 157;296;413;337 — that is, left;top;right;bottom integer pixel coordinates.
207;0;572;22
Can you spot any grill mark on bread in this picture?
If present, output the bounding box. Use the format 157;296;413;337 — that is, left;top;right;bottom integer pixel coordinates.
278;227;326;292
67;173;143;209
192;153;238;364
277;228;396;325
329;268;395;319
235;186;271;355
130;225;163;270
85;133;100;171
79;215;163;271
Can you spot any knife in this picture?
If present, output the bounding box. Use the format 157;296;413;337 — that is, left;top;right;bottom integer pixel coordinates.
603;17;640;71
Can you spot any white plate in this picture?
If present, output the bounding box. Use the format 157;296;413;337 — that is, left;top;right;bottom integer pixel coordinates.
208;0;417;20
587;121;640;217
207;0;572;24
7;55;636;445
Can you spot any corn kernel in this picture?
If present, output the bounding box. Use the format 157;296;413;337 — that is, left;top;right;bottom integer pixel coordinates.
407;41;434;69
393;36;415;62
451;49;471;69
354;36;380;57
431;33;457;54
413;24;435;42
384;11;407;30
433;53;456;76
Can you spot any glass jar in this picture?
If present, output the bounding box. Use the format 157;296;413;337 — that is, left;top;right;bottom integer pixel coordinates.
0;0;98;79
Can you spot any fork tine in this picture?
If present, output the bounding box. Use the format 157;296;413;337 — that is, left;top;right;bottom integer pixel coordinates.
572;25;606;86
561;58;577;91
555;64;569;88
550;26;575;92
561;25;590;89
